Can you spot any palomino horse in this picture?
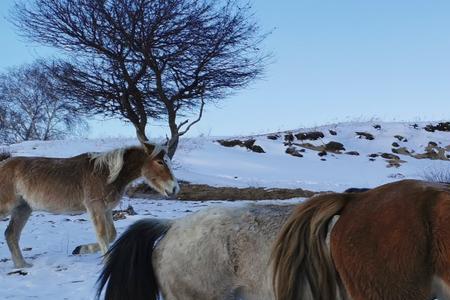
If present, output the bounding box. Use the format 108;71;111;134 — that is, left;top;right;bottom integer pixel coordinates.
0;142;179;268
97;179;450;300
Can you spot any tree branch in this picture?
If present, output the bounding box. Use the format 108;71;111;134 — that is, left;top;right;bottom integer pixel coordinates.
178;96;205;137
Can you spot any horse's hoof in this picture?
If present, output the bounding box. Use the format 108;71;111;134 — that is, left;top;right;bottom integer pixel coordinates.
14;262;32;268
72;246;82;255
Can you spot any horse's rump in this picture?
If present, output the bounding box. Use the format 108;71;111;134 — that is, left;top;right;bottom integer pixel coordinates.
154;204;296;300
332;180;450;299
97;204;296;300
0;155;92;212
273;179;450;300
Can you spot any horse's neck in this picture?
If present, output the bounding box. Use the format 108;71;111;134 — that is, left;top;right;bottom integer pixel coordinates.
113;147;146;190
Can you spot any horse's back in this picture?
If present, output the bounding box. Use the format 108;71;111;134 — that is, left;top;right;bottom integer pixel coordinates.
0;155;91;212
154;203;296;300
332;179;450;300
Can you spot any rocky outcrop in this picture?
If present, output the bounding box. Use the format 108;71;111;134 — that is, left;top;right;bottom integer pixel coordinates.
296;141;346;154
424;122;450;132
392;147;411;156
295;131;324;141
345;151;360;156
284;133;295;143
392;142;449;161
285;146;304;157
394;135;406;142
355;132;375;140
325;141;345;153
381;153;400;160
267;134;280;140
217;139;265;153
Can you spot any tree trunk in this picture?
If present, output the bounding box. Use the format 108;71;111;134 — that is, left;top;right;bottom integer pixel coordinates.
134;124;149;144
167;132;179;159
167;110;179;159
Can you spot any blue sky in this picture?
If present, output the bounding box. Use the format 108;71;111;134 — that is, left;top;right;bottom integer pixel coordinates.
1;0;450;138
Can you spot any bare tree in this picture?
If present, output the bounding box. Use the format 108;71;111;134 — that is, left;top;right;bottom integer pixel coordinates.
0;61;87;144
12;0;269;157
422;167;450;183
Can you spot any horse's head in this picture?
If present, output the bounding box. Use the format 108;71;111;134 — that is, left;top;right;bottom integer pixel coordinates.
141;143;180;197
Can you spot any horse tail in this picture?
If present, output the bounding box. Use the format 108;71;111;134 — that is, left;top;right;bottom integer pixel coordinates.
271;193;350;300
96;218;172;300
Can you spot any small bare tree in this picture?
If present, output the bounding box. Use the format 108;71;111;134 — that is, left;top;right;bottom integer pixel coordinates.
422;167;450;183
0;61;87;144
12;0;269;157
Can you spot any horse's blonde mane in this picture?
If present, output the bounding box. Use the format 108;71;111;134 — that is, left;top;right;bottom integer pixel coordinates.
90;148;126;184
89;143;164;184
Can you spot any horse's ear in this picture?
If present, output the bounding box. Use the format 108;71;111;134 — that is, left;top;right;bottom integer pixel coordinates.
142;143;156;156
136;131;155;156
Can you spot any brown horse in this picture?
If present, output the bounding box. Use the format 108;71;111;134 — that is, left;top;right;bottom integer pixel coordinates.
0;141;179;268
272;179;450;300
97;179;449;300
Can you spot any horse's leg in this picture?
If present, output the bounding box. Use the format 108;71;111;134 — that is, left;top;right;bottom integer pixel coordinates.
72;200;109;255
5;199;32;268
72;242;100;255
105;209;117;243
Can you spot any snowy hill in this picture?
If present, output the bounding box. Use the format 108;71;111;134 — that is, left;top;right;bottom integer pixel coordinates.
5;121;450;192
0;121;449;299
191;121;450;191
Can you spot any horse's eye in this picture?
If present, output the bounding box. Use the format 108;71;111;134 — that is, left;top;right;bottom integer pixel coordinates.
156;160;164;166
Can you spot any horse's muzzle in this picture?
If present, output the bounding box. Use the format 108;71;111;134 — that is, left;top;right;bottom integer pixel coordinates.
165;181;180;197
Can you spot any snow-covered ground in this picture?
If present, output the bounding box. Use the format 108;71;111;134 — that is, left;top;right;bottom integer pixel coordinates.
0;121;449;299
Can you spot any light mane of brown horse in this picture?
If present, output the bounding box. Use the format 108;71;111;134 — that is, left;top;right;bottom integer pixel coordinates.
89;144;171;193
90;143;165;184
